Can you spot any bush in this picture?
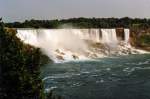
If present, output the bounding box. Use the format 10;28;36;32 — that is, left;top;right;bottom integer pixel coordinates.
139;35;150;46
0;19;45;99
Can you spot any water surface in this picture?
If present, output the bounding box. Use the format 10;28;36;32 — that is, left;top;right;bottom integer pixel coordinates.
41;54;150;99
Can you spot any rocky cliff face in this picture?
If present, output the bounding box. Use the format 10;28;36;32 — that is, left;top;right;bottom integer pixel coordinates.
129;28;150;51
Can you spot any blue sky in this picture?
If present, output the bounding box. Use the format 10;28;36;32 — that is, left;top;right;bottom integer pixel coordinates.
0;0;150;22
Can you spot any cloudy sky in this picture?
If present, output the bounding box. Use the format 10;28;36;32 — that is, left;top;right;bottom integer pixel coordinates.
0;0;150;22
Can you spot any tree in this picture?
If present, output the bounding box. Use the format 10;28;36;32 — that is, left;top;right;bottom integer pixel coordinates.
0;19;44;99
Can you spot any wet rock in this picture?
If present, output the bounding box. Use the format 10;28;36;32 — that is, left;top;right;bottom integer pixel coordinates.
55;49;65;55
72;54;79;59
55;49;60;53
56;55;64;60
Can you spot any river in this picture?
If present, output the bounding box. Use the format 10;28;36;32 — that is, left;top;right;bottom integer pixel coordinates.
41;54;150;99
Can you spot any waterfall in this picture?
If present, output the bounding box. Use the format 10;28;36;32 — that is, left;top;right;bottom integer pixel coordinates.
16;29;39;46
73;29;100;42
101;29;118;47
17;29;89;62
16;29;130;47
124;29;130;43
17;28;140;62
89;29;100;42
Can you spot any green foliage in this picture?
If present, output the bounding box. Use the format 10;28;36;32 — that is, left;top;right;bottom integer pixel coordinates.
0;19;45;99
139;35;150;46
5;17;150;29
39;54;53;66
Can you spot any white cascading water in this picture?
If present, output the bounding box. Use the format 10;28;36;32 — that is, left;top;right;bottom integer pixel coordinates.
17;29;39;46
124;29;130;43
89;29;100;42
72;29;100;42
17;28;147;62
101;29;118;48
17;29;90;62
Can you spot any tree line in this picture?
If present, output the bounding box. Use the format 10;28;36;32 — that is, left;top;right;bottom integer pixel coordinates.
5;17;150;29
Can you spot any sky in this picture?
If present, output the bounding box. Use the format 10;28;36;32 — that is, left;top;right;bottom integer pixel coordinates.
0;0;150;22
